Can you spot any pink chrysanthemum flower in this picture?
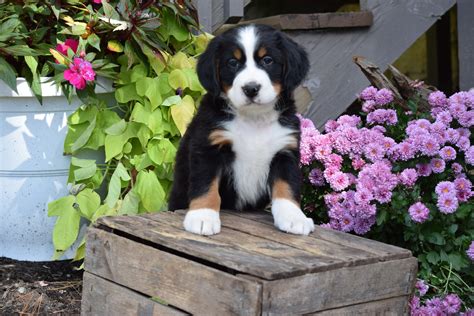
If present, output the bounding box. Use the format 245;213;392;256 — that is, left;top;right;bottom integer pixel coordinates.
442;294;462;314
328;172;350;191
308;168;325;186
415;280;429;296
428;91;448;107
436;110;452;125
416;163;432;177
452;162;463;174
435;181;456;196
64;57;95;90
467;241;474;261
465;146;474;165
437;193;459;214
430;158;446;174
362;100;376;113
399;168;418;187
439;146;457;161
359;86;378;101
374;88;394;106
456;136;471;151
420;138;440;156
408;202;430;223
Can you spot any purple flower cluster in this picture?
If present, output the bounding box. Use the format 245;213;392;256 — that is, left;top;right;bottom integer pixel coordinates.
410;293;463;316
300;86;473;237
467;241;474;261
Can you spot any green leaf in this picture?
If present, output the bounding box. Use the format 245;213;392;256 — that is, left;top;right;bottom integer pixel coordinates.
168;69;188;90
24;56;42;104
169;52;193;69
52;207;81;251
105;162;130;208
135;170;165;212
426;251;440;264
148;109;163;134
48;195;76;216
136;77;154;96
426;232;446;245
171;95;195;135
102;0;120;19
145;79;162;108
76;188;101;219
73;237;86;262
73;162;97;181
115;84;139;103
157;73;172;94
147;139;176;165
0;57;18;93
120;190;140;215
91;204;117;222
161;95;181;107
183;68;203;92
105;119;127;135
71;117;97;152
130;64;148;82
87;33;101;51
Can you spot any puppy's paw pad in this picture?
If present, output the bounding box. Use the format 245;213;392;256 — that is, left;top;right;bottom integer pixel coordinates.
272;199;315;235
183;209;221;235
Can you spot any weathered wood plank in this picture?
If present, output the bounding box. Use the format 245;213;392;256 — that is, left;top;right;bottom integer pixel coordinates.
297;0;455;128
85;228;262;315
457;0;474;90
241;11;373;30
218;211;383;264
308;295;409;315
103;212;347;279
81;272;187;316
227;210;413;260
260;257;417;314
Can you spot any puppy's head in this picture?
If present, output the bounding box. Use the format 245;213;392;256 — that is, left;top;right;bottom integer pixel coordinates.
197;24;309;110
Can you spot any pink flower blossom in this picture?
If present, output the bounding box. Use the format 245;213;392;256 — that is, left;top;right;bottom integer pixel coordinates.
56;39;79;57
437;193;458;214
359;86;378;101
428;91;448;107
374;88;394;105
467;241;474;261
362;100;376;113
439;146;457;161
328;172;350;191
399;168;418;186
415;279;429;296
442;294;462;314
456;136;470;151
416;163;432;177
308;168;325;186
63;57;95;90
367;109;398;125
430;158;446;174
452;162;463;174
466;146;474;165
435;181;456;196
409;202;430;223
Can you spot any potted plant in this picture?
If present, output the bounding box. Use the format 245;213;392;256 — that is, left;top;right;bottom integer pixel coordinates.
0;0;209;262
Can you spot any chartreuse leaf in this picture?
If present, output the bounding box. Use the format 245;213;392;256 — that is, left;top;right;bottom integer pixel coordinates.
52;204;81;251
91;204;118;222
147;139;176;165
24;56;42;103
162;95;181;107
136;78;154;96
87;33;101;51
130;64;148;82
76;188;101;220
73;159;97;181
169;52;193;69
135;170;165;212
107;40;123;52
48;195;76;216
182;68;203;92
104;122;140;161
145;79;162;108
0;57;17;93
168;69;188;90
105;162;130;208
119;190;140;215
157;73;172;94
115;84;139;103
73;237;86;262
171;95;195;135
71;117;96;152
105;119;127;135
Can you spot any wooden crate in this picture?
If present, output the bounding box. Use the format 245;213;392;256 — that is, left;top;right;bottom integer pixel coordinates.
81;210;417;315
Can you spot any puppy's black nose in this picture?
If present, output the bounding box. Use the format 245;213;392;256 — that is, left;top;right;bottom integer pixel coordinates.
242;82;261;98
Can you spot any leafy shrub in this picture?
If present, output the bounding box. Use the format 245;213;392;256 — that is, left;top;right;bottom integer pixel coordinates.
300;87;473;311
0;0;209;264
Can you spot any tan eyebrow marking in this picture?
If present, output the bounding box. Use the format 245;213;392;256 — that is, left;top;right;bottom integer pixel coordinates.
233;49;242;60
257;47;267;58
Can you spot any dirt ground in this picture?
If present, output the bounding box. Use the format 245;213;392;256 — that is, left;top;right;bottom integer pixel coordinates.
0;257;83;315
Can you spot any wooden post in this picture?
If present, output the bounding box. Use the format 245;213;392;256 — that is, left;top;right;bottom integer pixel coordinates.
457;0;474;90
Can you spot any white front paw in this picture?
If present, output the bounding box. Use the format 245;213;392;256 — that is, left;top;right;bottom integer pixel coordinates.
183;209;221;235
272;199;315;235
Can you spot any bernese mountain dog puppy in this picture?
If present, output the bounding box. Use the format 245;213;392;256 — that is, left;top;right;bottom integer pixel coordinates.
169;24;315;236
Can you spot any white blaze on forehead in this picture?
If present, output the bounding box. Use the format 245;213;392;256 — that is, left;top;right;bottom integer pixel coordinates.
226;25;278;109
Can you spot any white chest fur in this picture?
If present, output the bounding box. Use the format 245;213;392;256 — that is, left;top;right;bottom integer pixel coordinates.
222;113;296;209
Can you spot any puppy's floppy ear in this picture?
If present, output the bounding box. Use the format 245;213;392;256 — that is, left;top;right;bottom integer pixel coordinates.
279;32;309;93
197;38;221;96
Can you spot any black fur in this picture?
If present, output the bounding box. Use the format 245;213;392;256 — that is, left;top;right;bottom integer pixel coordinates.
169;24;309;211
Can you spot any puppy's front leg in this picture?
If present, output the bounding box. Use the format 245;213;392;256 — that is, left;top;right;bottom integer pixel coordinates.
183;154;222;235
270;152;314;235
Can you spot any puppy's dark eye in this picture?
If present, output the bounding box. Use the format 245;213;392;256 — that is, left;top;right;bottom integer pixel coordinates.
261;56;273;65
228;58;239;68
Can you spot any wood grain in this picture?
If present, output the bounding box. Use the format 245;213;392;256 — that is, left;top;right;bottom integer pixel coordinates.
85;228;262;315
308;295;409;315
260;257;417;314
81;272;187;316
226;210;413;260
